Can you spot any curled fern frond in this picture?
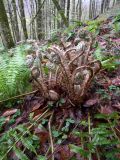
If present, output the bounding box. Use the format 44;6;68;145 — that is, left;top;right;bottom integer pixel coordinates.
29;31;101;104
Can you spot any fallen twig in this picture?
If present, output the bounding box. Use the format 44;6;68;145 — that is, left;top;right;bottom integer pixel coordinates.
47;123;79;160
0;90;38;103
48;111;54;160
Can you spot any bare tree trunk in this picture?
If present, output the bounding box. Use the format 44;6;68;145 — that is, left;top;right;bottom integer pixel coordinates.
104;0;110;11
80;0;82;20
66;0;70;21
101;0;105;13
30;0;36;39
36;0;43;40
89;0;93;19
92;0;96;18
0;0;14;49
113;0;116;6
52;0;69;27
60;0;65;27
11;0;20;42
7;0;16;42
18;0;28;39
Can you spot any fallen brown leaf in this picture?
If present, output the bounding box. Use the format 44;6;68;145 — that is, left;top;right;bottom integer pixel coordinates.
31;103;41;112
100;106;113;114
2;109;18;117
112;77;120;86
113;103;120;110
34;127;49;144
5;116;10;123
57;145;73;160
83;98;98;107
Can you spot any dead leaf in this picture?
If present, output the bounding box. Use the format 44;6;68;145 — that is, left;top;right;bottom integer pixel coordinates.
31;103;41;112
34;127;49;144
2;109;18;117
33;110;43;120
5;116;10;123
112;77;120;86
112;38;120;44
113;103;120;110
84;98;98;107
58;145;73;160
100;106;113;114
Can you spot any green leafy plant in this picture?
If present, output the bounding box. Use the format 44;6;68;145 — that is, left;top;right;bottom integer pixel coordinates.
0;124;39;159
62;118;75;132
8;109;21;125
0;108;49;160
0;43;5;52
0;116;6;131
112;14;120;33
113;22;120;33
86;19;103;35
109;85;120;96
96;89;111;100
96;85;120;101
70;112;120;160
52;118;75;144
94;47;120;70
0;45;32;101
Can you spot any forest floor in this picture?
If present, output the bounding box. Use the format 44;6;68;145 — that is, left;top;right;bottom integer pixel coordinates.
0;6;120;160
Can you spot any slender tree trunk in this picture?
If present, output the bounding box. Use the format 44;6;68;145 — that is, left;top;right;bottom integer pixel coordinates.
104;0;110;11
18;0;28;39
113;0;116;6
101;0;105;13
78;0;82;21
60;0;65;10
60;0;65;27
67;0;70;21
36;0;43;40
7;0;16;42
89;0;93;19
52;0;69;27
30;0;36;39
11;0;20;42
0;0;14;49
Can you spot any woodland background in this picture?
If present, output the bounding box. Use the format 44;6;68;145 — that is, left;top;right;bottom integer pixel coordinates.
0;0;119;48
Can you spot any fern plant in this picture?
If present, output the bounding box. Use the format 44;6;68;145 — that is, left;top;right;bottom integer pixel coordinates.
112;14;120;34
30;31;101;105
0;124;40;160
94;47;120;70
70;112;120;160
0;108;49;160
0;45;32;101
86;19;103;35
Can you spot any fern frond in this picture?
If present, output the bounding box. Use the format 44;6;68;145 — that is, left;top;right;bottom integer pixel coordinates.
0;45;32;101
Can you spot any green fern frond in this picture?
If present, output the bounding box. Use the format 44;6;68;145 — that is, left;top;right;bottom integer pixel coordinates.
94;47;120;70
0;45;32;101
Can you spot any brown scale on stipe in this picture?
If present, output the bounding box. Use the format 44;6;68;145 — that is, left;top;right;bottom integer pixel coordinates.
30;31;102;105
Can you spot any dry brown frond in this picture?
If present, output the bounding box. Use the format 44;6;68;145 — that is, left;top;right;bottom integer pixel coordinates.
29;31;101;105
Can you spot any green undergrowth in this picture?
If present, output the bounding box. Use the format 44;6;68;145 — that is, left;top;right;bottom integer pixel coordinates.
112;13;120;34
0;13;120;104
0;111;119;160
94;47;120;70
0;44;32;102
70;112;120;160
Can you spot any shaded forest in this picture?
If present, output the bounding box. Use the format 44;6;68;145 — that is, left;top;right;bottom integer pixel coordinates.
0;0;119;47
